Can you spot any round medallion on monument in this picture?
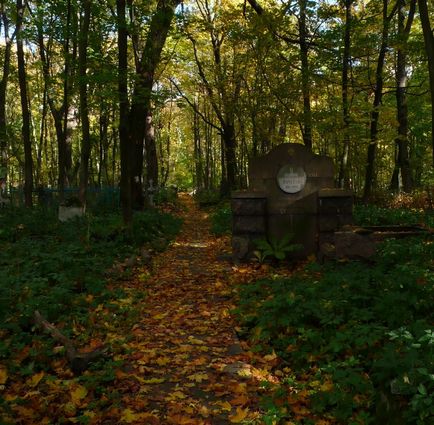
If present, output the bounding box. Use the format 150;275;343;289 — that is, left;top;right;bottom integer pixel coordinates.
277;165;307;194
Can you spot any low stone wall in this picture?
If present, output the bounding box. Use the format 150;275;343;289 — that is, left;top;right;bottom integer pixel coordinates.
231;192;266;261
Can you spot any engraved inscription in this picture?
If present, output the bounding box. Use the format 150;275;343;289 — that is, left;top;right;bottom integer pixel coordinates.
277;165;307;194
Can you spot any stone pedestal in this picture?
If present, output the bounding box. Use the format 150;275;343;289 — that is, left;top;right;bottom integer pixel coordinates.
231;144;354;261
231;192;266;261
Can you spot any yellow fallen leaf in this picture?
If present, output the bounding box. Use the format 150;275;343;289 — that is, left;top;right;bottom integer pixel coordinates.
121;409;158;423
142;377;165;384
215;400;232;411
27;371;44;388
121;408;137;423
320;380;334;392
71;384;88;406
63;401;76;417
170;390;188;400
0;366;7;385
263;351;278;362
229;407;249;423
156;357;170;366
188;336;205;345
187;372;208;383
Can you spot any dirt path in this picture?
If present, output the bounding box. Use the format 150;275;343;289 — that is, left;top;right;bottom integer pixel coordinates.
116;194;271;424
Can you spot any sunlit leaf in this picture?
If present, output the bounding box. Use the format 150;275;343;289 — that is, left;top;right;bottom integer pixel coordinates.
71;384;88;406
27;371;44;388
0;366;8;385
229;407;249;423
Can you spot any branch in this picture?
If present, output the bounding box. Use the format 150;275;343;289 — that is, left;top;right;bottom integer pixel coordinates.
169;78;222;132
34;311;108;375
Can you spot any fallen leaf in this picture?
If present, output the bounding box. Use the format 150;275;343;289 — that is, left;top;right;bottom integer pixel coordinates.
230;394;250;406
121;408;138;423
214;400;232;411
142;377;165;384
188;336;205;345
27;371;44;388
156;356;170;366
167;390;188;400
0;366;7;385
229;407;249;423
71;384;88;406
187;372;208;383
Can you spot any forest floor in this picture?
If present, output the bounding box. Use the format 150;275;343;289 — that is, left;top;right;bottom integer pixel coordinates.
107;193;282;424
1;194;292;424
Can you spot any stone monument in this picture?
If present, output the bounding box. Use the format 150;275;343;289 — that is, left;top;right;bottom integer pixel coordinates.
232;143;353;261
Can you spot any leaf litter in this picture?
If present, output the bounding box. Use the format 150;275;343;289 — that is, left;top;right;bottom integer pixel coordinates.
0;194;293;424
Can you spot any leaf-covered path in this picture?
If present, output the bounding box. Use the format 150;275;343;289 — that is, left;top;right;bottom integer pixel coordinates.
1;194;285;424
112;194;269;423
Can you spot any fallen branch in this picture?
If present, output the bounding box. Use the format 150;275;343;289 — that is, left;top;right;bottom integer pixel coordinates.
34;310;108;375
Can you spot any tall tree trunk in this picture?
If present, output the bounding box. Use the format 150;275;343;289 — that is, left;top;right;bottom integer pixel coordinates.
193;105;203;189
129;0;180;208
36;85;48;186
117;0;132;224
221;121;237;196
298;0;313;149
78;0;92;205
0;7;14;186
390;0;415;192
418;0;434;167
144;112;158;188
16;0;33;207
338;0;353;188
35;0;75;200
363;0;397;201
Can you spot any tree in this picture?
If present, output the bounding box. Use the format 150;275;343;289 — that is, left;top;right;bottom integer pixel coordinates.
390;0;416;192
338;0;353;188
418;0;434;167
128;0;181;208
363;0;398;200
0;1;15;187
117;0;132;223
78;0;92;205
16;0;33;207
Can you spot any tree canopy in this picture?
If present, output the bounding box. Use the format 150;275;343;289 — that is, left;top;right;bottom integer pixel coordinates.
0;0;433;216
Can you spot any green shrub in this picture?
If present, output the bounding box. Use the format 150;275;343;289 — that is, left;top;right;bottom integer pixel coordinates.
236;236;434;423
0;207;181;358
354;204;434;228
210;204;232;236
194;189;221;207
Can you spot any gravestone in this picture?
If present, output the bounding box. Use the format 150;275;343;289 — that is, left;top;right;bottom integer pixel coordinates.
232;143;353;260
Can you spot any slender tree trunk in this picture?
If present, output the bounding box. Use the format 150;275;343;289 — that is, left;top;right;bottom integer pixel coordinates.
338;0;353;188
193;106;203;189
36;85;48;186
221;122;237;196
390;0;415;192
363;0;397;201
78;0;91;205
144;112;158;188
0;8;14;185
117;0;132;224
129;0;180;207
418;0;434;167
298;0;313;149
16;0;33;207
35;0;74;200
98;103;109;187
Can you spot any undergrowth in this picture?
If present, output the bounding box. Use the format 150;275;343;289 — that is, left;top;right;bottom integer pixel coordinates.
0;206;181;364
210;203;232;236
237;235;433;423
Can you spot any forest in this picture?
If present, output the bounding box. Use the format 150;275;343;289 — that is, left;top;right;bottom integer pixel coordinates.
0;0;433;213
0;0;434;424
